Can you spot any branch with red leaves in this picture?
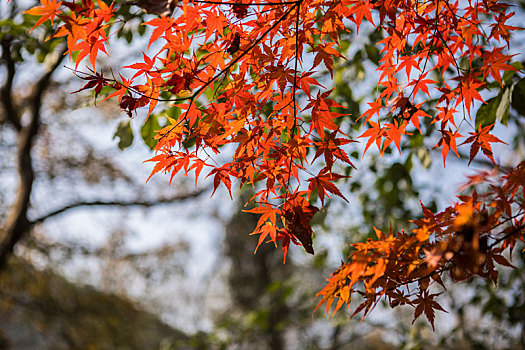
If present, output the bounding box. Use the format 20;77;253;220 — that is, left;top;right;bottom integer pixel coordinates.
316;163;525;329
23;0;523;326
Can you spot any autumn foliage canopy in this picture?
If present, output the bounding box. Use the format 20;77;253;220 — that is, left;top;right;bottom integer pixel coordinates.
25;0;524;329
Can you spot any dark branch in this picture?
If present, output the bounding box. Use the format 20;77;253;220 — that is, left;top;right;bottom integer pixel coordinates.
0;45;67;271
488;223;525;250
0;38;22;131
31;189;206;225
34;46;69;108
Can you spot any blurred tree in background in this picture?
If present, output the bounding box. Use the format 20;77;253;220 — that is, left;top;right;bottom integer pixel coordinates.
0;1;202;347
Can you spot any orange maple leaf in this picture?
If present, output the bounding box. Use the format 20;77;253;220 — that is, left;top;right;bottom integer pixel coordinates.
24;0;62;32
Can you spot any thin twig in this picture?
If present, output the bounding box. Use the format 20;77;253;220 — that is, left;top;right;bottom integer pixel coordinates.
31;189;206;225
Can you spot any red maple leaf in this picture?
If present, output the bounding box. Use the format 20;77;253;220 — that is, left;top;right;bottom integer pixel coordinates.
308;168;349;206
461;124;506;165
412;291;447;331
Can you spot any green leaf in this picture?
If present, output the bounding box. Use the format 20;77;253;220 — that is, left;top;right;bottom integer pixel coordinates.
476;97;498;129
37;50;47;63
140;115;161;150
475;86;511;129
497;86;511;126
353;50;363;62
365;44;380;65
183;136;196;149
138;24;146;36
511;78;525;116
113;121;134;150
339;38;351;52
416;147;432;169
125;30;133;44
502;61;524;85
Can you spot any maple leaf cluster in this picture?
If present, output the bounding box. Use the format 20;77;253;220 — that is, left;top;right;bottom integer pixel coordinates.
316;163;525;328
24;0;522;327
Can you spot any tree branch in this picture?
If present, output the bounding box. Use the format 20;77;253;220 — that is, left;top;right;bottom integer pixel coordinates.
0;45;67;270
31;189;206;225
0;38;21;131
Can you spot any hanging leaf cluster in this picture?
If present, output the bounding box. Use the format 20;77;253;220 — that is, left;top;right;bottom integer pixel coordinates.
316;163;525;329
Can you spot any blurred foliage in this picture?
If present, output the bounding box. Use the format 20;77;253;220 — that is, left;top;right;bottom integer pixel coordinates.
141;114;163;150
114;120;134;150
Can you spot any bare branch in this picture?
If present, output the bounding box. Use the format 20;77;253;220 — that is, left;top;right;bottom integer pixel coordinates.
31;189;206;225
0;45;67;270
0;38;21;131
